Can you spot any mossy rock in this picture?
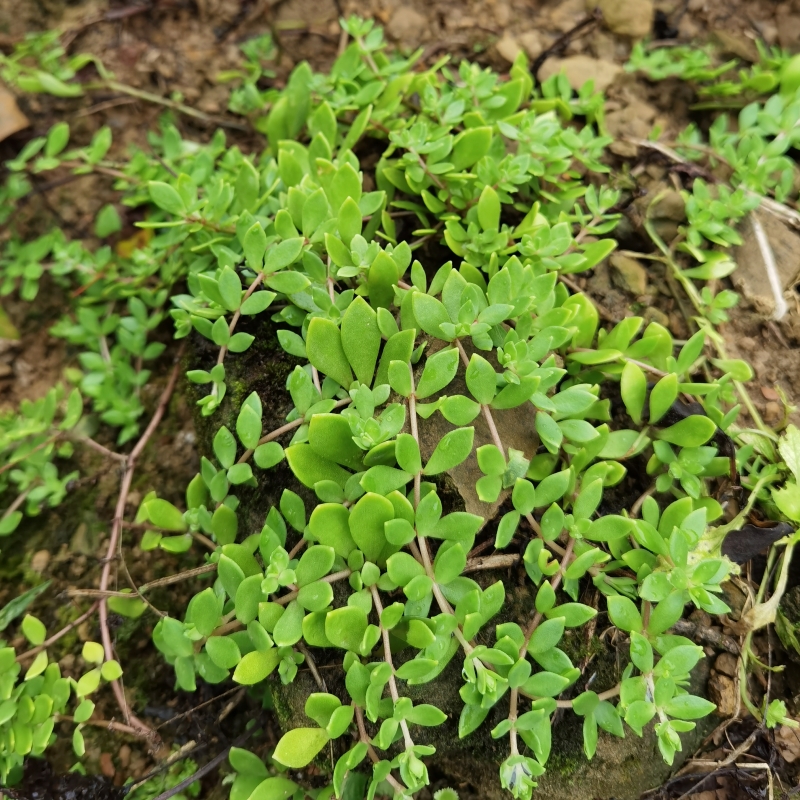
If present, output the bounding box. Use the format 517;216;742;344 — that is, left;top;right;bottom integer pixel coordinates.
192;320;717;800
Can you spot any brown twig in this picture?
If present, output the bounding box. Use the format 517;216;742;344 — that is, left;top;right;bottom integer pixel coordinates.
55;714;143;737
74;435;127;463
216;273;264;366
236;396;352;464
671;619;740;655
463;553;520;573
150;727;257;800
155;686;241;731
531;9;603;81
355;704;408;794
16;602;99;663
98;348;185;742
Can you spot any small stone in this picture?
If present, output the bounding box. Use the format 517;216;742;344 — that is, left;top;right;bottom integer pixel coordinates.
688;608;712;628
713;31;760;63
118;744;131;769
651;190;686;222
776;723;800;762
387;7;427;45
595;0;654;38
721;581;747;620
732;211;800;317
609;253;648;295
494;2;510;27
519;31;543;59
738;336;757;352
761;385;779;401
605;99;657;140
643;306;670;328
714;652;737;678
538;56;621;93
708;672;737;716
70;523;92;555
30;550;50;574
99;752;115;778
550;0;587;31
765;401;781;423
495;33;521;64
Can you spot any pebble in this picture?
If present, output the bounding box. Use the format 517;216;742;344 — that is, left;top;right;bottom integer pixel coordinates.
70;523;92;556
708;671;737;716
643;307;670;329
494;2;510;27
714;652;737;678
387;7;427;44
765;401;781;423
118;744;131;769
595;0;654;38
519;31;543;59
651;190;686;222
538;56;621;93
30;550;50;574
609;253;648;295
761;386;779;400
495;33;521;64
100;752;115;778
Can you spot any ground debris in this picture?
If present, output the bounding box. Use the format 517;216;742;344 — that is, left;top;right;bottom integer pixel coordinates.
6;759;125;800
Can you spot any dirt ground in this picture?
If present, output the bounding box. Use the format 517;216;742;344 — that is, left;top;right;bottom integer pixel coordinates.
2;0;800;798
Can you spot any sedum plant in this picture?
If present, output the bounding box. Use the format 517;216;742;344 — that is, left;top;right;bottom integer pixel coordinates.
0;618;123;785
1;14;798;800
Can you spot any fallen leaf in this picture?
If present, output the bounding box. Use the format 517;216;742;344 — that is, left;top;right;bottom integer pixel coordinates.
0;82;29;143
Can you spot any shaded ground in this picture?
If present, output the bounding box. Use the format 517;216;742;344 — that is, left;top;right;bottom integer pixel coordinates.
2;0;800;798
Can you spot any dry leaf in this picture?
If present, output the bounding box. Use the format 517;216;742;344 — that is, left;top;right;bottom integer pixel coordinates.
0;83;29;143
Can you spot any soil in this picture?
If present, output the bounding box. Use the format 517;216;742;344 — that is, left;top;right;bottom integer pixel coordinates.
2;0;800;798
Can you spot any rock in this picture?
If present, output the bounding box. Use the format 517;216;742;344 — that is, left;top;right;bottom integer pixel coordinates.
550;0;588;32
732;211;800;318
99;752;115;778
776;724;800;762
594;0;654;38
495;33;521;64
776;4;800;50
274;605;715;800
71;523;93;555
721;581;747;621
714;652;737;678
30;550;50;574
651;190;686;222
0;84;28;143
387;7;427;45
117;744;131;769
605;99;657;140
708;671;737;717
538;56;621;92
713;30;760;63
519;31;543;59
765;401;782;424
609;253;647;295
643;306;670;328
494;2;510;27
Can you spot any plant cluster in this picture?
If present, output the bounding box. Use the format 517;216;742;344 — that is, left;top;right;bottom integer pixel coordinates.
0;618;123;784
0;16;799;800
